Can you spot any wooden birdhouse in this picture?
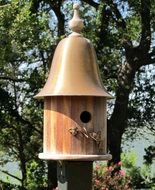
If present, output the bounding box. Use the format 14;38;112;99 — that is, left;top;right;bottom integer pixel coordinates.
35;4;112;161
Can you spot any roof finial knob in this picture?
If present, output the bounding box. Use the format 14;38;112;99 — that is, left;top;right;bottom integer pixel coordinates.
69;3;84;33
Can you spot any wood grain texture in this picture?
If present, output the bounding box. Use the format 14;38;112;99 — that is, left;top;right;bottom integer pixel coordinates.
43;96;107;160
44;97;51;152
94;97;107;154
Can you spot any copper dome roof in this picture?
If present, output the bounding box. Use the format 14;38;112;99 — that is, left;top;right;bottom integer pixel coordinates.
35;4;112;99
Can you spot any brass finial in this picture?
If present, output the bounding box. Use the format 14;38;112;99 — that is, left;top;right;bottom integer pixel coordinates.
69;3;84;33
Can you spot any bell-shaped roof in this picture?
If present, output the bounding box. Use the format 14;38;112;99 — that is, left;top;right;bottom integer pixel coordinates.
35;4;112;99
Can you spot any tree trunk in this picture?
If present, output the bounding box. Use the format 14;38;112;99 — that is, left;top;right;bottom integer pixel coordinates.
17;129;27;189
47;161;57;190
108;89;129;164
108;61;136;164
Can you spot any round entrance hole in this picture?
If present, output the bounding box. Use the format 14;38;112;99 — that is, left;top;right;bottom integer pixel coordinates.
80;111;91;123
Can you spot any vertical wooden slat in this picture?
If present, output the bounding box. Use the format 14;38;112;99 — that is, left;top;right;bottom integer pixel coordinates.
85;97;94;154
56;97;63;153
62;97;71;154
44;97;51;152
93;97;106;154
71;97;83;154
49;97;57;153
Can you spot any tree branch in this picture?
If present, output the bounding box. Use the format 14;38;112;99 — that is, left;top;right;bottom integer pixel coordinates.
15;113;42;135
105;0;126;29
16;128;27;182
47;0;65;36
32;0;65;36
139;0;151;52
139;52;155;66
0;87;42;135
0;170;22;182
150;57;155;64
149;48;155;56
0;76;25;82
30;0;41;13
105;0;133;50
95;4;111;51
82;0;99;9
0;4;10;8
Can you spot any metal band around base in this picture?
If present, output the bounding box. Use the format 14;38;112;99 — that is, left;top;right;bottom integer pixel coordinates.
39;153;112;161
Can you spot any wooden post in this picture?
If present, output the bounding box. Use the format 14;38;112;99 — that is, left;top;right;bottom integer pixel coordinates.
57;161;93;190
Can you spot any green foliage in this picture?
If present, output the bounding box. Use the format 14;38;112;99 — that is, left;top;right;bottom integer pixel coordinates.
126;65;155;138
144;145;155;165
121;152;137;168
122;151;155;189
0;180;21;190
26;160;47;190
0;0;51;188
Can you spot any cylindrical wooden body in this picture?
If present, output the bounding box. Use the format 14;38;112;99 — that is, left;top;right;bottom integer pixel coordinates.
41;96;108;160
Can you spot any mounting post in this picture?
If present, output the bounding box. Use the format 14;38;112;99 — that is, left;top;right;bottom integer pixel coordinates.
57;161;93;190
